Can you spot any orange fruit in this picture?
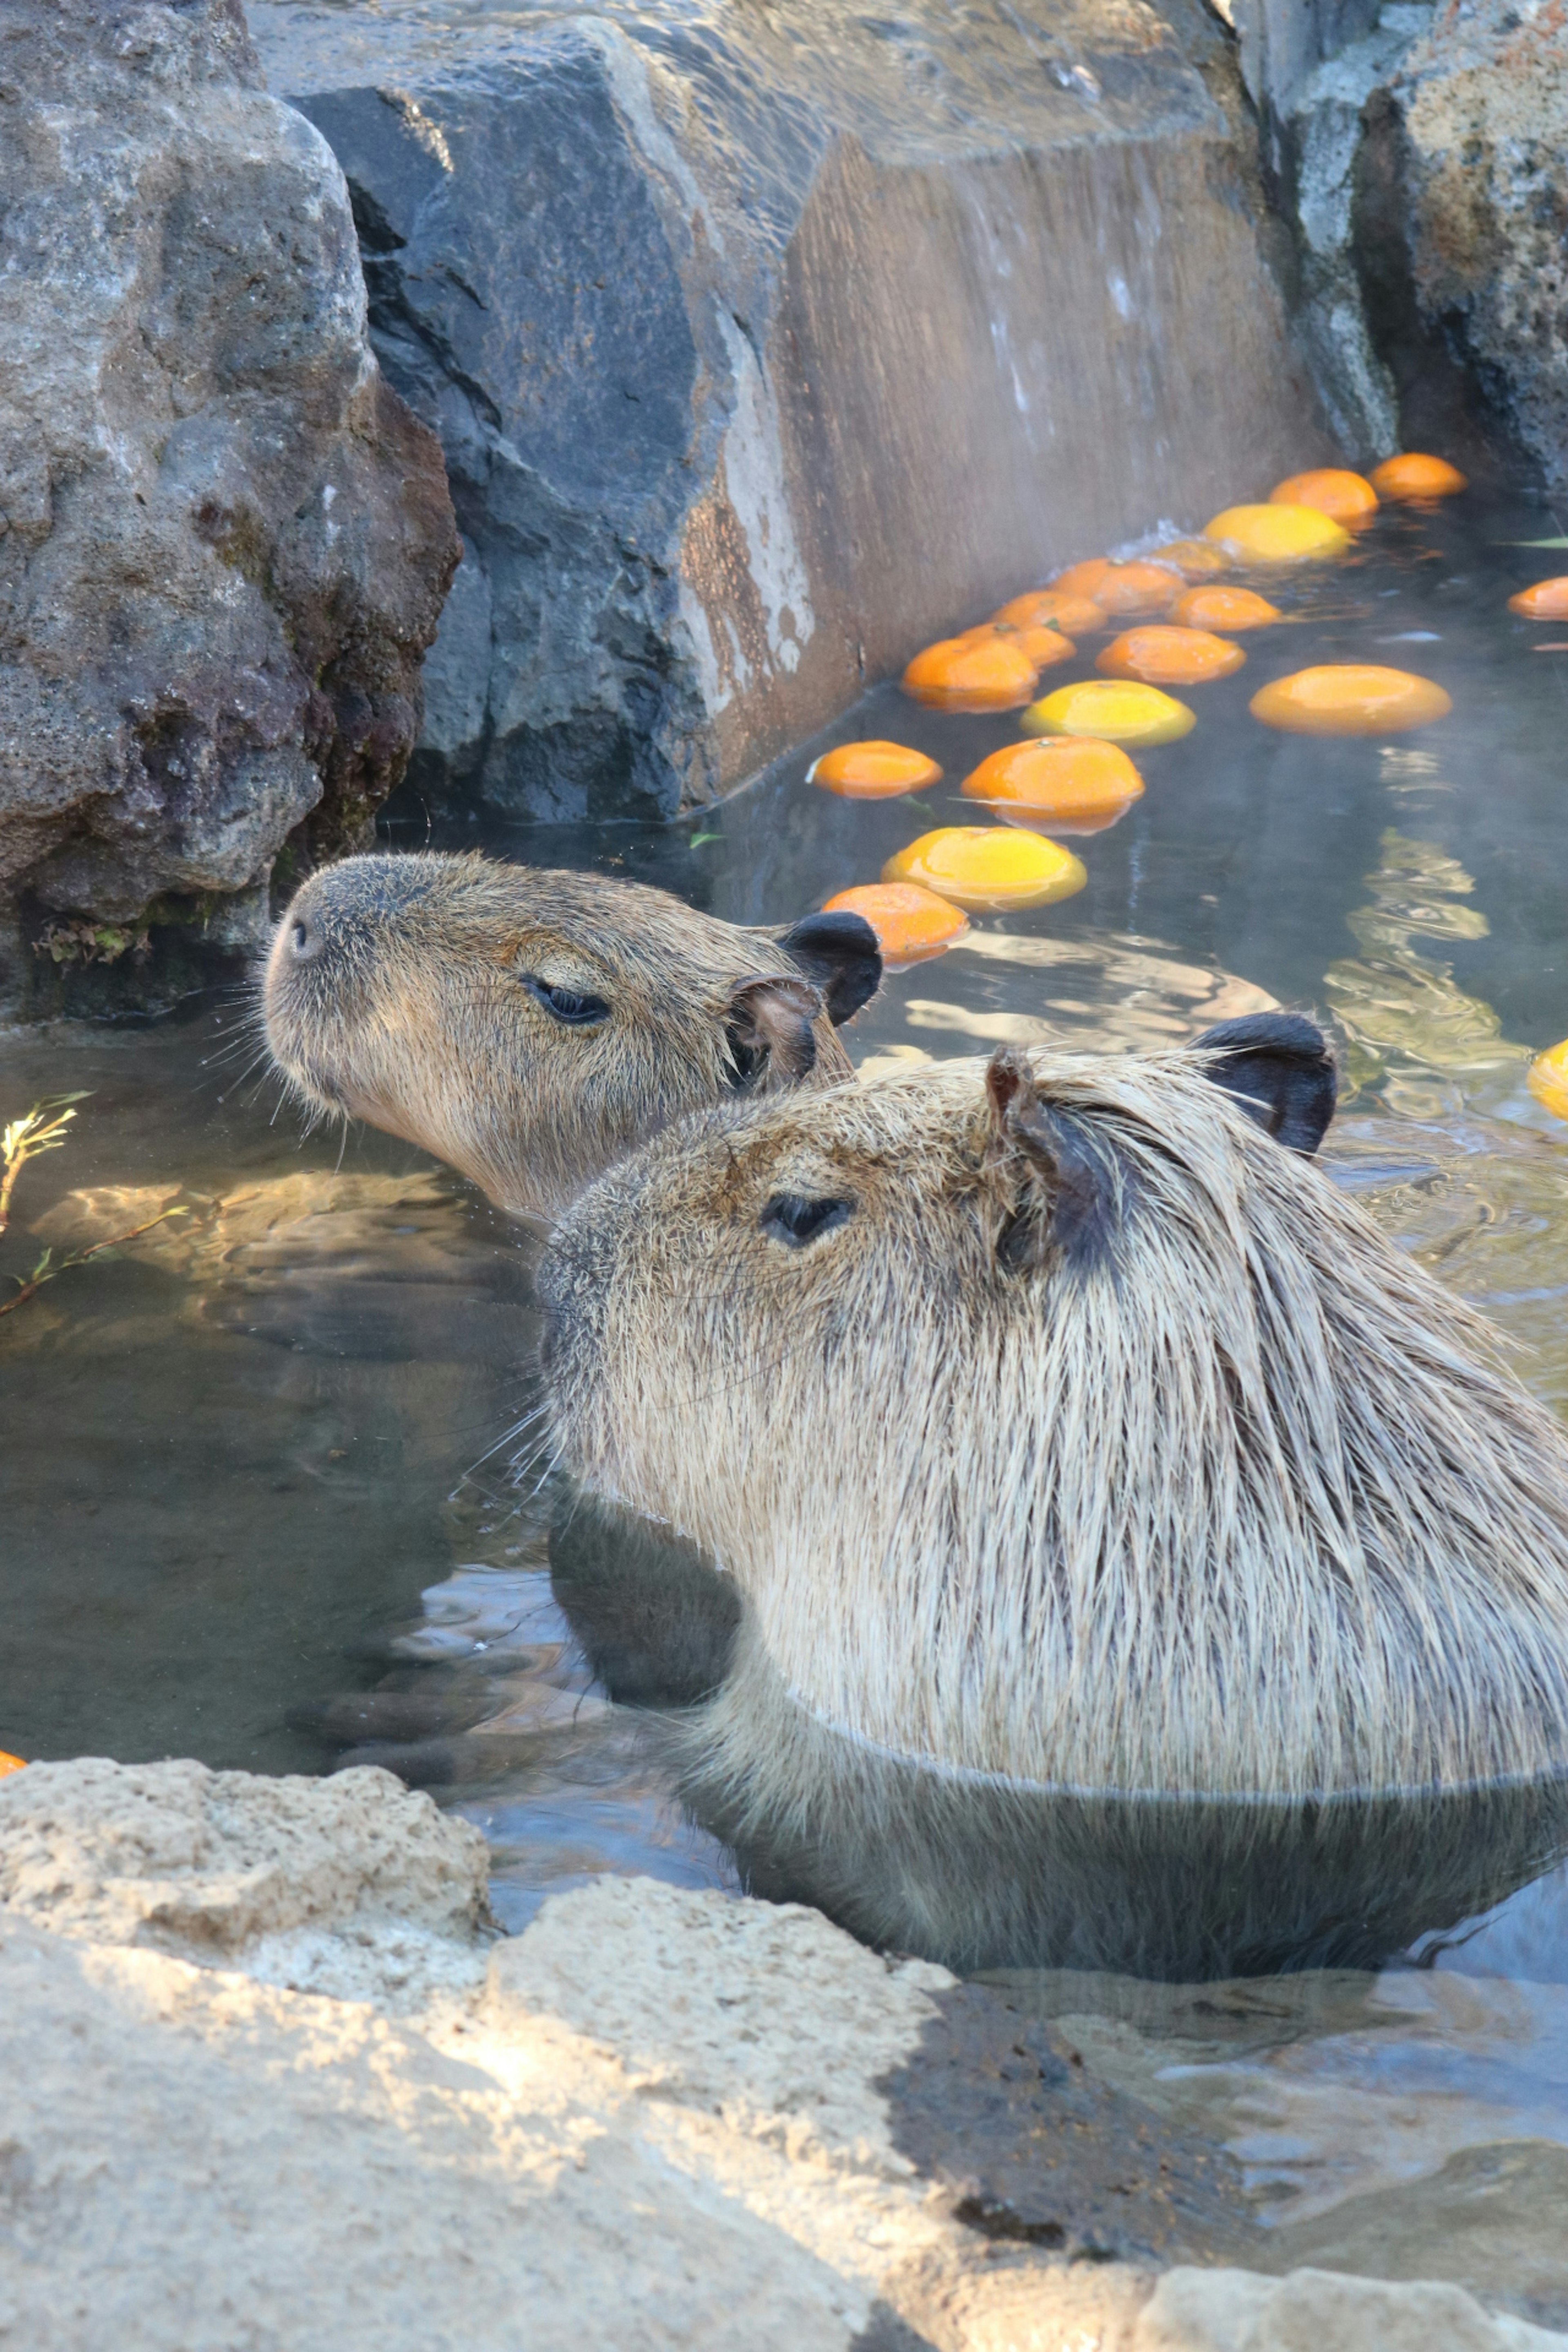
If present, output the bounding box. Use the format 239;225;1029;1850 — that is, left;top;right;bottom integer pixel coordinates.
1172;584;1281;631
1250;664;1452;735
961;738;1144;830
1151;539;1230;579
1051;557;1112;598
989;622;1076;669
1270;468;1379;524
1528;1039;1568;1123
1097;625;1246;686
883;827;1087;913
807;742;942;798
1023;679;1196;747
0;1752;24;1777
991;589;1107;635
1205;504;1350;562
1370;453;1468;501
902;634;1038;711
1094;560;1182;617
822;882;969;966
1509;578;1568;621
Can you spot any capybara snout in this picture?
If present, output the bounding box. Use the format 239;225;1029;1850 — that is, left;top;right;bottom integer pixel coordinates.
264;851;880;1221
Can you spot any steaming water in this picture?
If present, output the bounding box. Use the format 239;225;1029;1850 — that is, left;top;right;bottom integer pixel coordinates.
4;480;1568;2312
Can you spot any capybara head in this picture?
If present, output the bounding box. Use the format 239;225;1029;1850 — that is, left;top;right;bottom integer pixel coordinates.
541;1017;1568;1809
263;852;880;1221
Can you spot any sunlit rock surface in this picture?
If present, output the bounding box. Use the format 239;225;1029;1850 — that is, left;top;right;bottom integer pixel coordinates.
249;0;1330;824
0;1758;1562;2350
0;0;459;1016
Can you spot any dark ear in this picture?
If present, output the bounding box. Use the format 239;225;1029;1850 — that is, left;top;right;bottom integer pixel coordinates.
1190;1013;1337;1156
777;911;882;1025
983;1048;1119;1270
725;975;822;1091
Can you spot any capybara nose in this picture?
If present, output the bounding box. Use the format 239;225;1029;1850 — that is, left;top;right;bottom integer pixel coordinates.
287;909;325;963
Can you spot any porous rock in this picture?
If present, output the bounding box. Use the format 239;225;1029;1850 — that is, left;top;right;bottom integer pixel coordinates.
0;1759;1561;2350
250;0;1330;824
0;0;458;1011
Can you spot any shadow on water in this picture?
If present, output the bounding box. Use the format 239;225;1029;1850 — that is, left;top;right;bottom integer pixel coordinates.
6;480;1568;2307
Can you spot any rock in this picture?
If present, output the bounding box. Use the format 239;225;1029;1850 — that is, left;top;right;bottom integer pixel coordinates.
0;0;459;1016
1136;2265;1566;2350
250;0;1330;825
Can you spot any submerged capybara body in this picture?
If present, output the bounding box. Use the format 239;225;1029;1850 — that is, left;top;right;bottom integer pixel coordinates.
263;852;880;1220
540;1031;1568;1972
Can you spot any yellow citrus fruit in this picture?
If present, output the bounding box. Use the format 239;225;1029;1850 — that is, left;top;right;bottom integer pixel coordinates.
1528;1039;1568;1123
960;737;1144;827
1094;560;1182;617
1250;664;1452;735
883;827;1087;914
1370;453;1468;501
1097;625;1245;686
1022;679;1196;747
1172;584;1281;631
807;742;942;798
822;882;969;965
0;1753;24;1777
1270;468;1379;524
1509;578;1568;621
903;634;1038;711
1204;503;1351;562
1152;539;1231;579
1051;557;1112;598
991;589;1106;635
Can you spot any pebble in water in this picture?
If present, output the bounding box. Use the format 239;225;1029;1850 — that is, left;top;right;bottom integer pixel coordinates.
883;826;1087;913
1023;678;1196;747
1528;1039;1568;1122
807;742;942;798
1508;578;1568;620
1097;625;1246;686
1270;468;1379;524
903;634;1038;711
1370;453;1468;501
1250;664;1452;735
959;738;1144;834
1204;503;1351;562
822;881;969;966
992;588;1106;635
1092;560;1182;617
1172;584;1281;631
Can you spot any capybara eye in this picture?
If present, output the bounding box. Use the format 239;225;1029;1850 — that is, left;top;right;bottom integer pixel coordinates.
519;974;611;1027
759;1194;853;1248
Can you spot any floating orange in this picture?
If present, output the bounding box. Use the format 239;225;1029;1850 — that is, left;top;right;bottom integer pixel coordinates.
1094;560;1182;617
1204;504;1350;562
1509;578;1568;621
1270;468;1379;524
822;882;969;966
992;589;1107;635
1528;1039;1568;1123
960;738;1144;831
1097;625;1246;686
1250;664;1452;735
902;634;1038;711
1023;679;1196;747
1172;584;1281;631
1152;539;1231;580
808;741;942;799
1051;557;1112;598
964;621;1077;670
0;1752;24;1777
883;827;1087;914
1370;453;1468;501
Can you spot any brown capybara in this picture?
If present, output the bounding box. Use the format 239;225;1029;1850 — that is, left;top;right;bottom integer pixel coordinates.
538;1020;1568;1973
263;852;880;1221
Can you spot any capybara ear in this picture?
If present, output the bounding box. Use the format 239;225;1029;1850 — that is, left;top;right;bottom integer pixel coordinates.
1190;1013;1337;1156
725;976;823;1090
777;911;882;1025
982;1048;1117;1270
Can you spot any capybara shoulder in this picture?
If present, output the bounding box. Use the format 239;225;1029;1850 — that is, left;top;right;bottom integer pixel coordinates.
263;851;880;1220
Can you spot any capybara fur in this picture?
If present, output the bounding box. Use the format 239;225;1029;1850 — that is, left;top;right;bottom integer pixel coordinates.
539;1028;1568;1973
263;852;880;1220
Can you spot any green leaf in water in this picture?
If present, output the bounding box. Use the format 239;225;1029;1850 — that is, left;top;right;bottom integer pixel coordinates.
1498;537;1568;548
690;832;723;849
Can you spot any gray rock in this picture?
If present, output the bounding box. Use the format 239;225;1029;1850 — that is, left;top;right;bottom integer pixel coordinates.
252;0;1331;825
0;0;459;1010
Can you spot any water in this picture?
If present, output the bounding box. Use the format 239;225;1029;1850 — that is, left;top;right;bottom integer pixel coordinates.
5;480;1568;2311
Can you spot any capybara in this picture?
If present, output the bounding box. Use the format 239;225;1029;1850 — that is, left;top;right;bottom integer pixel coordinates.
538;1020;1568;1973
263;852;880;1220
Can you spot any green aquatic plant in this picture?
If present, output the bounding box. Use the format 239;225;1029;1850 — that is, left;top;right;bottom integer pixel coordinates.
0;1093;186;1321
